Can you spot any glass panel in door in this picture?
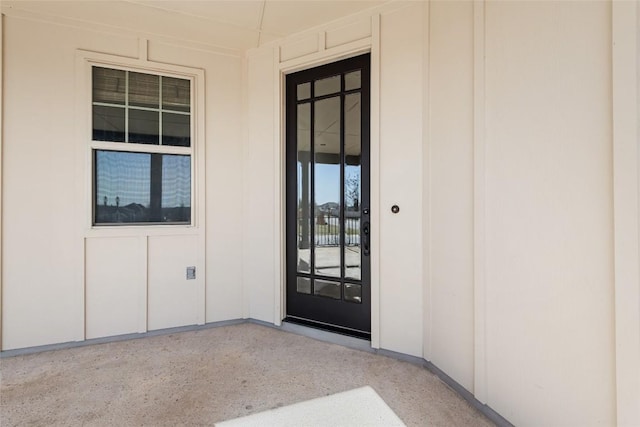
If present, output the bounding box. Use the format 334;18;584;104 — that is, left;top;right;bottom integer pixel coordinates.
297;102;311;273
314;96;341;278
344;93;361;280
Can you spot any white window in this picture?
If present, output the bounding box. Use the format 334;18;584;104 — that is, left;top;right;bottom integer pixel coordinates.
91;66;193;225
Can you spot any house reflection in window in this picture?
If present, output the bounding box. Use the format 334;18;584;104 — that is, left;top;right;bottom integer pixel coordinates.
94;150;190;224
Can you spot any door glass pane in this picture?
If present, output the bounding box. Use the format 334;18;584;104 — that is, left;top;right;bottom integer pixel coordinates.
344;93;361;280
129;72;159;108
314;279;341;300
297;82;310;100
344;71;361;91
297;103;311;273
344;283;362;303
314;96;341;277
314;75;340;97
297;277;311;294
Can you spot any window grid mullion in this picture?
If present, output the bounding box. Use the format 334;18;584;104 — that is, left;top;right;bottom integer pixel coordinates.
159;75;163;146
124;71;129;143
91;102;189;116
90;141;191;156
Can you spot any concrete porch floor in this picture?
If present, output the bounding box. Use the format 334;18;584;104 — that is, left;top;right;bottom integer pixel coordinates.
0;323;494;426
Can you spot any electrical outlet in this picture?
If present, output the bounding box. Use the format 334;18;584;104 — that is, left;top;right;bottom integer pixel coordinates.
186;266;196;280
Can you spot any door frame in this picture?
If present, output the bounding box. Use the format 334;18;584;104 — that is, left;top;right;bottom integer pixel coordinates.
284;53;372;336
274;37;382;348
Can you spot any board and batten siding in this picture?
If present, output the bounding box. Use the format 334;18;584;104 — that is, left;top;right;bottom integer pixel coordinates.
482;2;615;424
1;13;244;348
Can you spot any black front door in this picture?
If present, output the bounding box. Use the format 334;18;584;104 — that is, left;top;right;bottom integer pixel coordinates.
285;54;371;337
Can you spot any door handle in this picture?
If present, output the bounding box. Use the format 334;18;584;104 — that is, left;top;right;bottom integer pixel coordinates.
362;221;370;256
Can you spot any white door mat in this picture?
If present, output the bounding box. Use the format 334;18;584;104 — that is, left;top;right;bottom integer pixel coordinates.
215;386;406;427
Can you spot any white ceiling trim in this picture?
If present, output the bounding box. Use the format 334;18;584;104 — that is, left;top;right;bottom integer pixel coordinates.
1;0;392;53
123;0;287;44
0;3;245;56
256;0;268;46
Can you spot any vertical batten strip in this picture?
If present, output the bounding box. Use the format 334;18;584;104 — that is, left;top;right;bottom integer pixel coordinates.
74;52;91;344
139;236;148;333
0;13;4;350
369;13;381;349
274;46;283;325
612;1;640;425
158;76;163;144
421;0;431;361
241;53;251;320
473;0;488;404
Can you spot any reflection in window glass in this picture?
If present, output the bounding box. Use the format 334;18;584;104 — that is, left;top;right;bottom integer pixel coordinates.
92;66;193;227
162;113;190;147
92;67;191;146
344;71;361;91
93;67;125;105
297;82;310;100
162;155;191;211
297;277;311;294
314;97;341;277
314;75;340;97
314;279;341;299
93;105;125;142
129;72;159;108
344;93;362;280
297;103;311;273
162;77;190;112
129;109;159;144
95;151;150;223
344;283;362;303
94;150;190;224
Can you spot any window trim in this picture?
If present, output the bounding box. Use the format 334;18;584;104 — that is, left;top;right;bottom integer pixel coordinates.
77;51;205;235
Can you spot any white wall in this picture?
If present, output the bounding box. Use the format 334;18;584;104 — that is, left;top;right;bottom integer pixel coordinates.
2;16;134;349
426;0;475;391
612;1;640;425
424;1;635;425
243;50;278;324
146;42;246;325
378;4;424;358
482;2;615;424
1;13;244;349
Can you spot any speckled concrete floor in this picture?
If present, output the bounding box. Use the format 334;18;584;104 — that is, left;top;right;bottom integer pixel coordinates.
0;323;494;426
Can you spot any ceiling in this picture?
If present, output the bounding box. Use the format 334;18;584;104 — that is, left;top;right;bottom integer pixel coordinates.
2;0;387;51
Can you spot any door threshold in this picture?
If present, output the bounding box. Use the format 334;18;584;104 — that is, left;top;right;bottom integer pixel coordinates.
280;319;373;353
283;317;371;340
